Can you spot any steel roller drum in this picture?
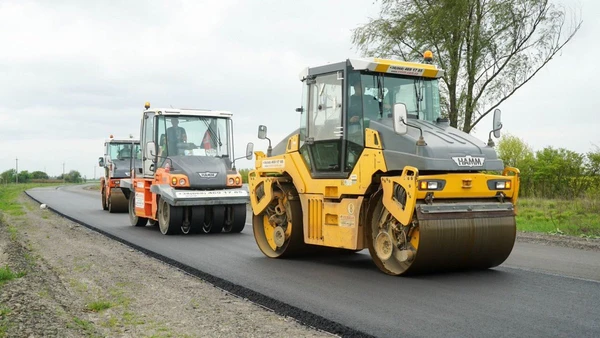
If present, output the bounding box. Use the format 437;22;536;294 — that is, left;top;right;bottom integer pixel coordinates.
109;189;129;213
404;208;517;275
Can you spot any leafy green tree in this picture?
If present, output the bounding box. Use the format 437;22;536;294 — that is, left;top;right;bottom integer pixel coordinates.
31;171;50;180
352;0;581;132
585;146;600;196
496;133;535;196
530;147;586;198
65;170;83;183
17;170;31;183
1;169;16;184
496;133;534;168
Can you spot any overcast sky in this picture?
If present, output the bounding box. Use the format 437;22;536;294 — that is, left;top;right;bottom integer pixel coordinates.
0;0;596;179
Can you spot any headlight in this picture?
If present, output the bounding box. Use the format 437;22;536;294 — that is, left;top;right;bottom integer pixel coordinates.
235;177;241;185
495;181;511;189
419;180;442;190
228;178;234;185
179;178;186;186
171;177;177;185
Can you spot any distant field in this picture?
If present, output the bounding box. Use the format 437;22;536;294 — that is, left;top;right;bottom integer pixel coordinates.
517;197;600;238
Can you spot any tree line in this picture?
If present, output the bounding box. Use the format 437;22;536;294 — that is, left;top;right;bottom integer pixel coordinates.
497;134;600;199
0;169;85;184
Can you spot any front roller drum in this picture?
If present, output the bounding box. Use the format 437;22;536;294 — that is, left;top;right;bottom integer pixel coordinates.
367;192;516;276
108;189;128;213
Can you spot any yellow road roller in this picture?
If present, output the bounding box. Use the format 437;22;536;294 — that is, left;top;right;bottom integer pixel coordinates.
248;53;520;276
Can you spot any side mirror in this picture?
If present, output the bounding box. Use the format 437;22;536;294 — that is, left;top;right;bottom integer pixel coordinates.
492;108;502;138
245;142;254;160
98;157;104;167
258;125;268;140
392;103;408;135
146;141;156;158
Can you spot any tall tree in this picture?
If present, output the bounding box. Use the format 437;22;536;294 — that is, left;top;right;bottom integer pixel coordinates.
31;171;49;180
352;0;582;132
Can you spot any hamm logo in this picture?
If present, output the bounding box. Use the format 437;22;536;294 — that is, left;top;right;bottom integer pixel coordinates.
198;172;218;178
452;156;485;167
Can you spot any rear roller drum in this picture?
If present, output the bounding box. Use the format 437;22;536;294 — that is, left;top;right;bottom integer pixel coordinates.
201;206;224;234
129;194;148;227
158;199;183;235
367;191;516;276
108;190;128;213
253;190;306;258
223;204;246;233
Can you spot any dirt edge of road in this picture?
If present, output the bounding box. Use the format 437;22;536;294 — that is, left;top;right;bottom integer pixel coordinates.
0;194;343;338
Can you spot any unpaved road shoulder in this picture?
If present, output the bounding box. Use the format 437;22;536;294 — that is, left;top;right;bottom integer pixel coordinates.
0;194;334;338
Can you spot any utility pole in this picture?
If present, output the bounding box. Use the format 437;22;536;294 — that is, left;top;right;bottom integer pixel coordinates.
15;157;18;184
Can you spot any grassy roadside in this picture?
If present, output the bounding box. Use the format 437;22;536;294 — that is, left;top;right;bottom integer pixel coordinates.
0;183;65;216
517;197;600;238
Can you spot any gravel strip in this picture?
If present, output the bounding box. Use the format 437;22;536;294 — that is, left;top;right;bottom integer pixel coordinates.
0;195;337;338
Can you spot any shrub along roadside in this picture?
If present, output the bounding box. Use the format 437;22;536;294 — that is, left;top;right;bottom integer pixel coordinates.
517;197;600;238
497;134;600;199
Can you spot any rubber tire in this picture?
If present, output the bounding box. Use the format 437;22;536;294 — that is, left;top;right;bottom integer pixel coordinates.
158;199;183;235
101;189;108;211
129;194;148;227
108;194;115;213
201;206;225;234
223;204;246;233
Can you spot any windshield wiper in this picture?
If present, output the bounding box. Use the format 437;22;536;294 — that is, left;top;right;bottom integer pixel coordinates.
413;78;424;119
202;119;222;147
376;74;385;118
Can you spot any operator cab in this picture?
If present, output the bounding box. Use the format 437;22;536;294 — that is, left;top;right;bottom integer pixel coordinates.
98;135;140;178
139;106;236;178
296;55;444;179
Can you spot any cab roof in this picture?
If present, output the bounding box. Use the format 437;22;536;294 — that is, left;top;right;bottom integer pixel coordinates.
299;57;445;80
105;136;139;143
144;108;233;118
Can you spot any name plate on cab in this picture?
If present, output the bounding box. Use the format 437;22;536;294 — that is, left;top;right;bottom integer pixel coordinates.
175;190;249;198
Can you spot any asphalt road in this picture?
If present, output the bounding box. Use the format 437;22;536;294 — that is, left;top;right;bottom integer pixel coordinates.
27;185;600;338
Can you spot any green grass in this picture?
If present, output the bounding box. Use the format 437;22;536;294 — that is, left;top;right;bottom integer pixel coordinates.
86;300;113;312
0;265;25;285
0;183;63;216
70;316;97;336
6;226;17;241
0;306;9;317
517;197;600;237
